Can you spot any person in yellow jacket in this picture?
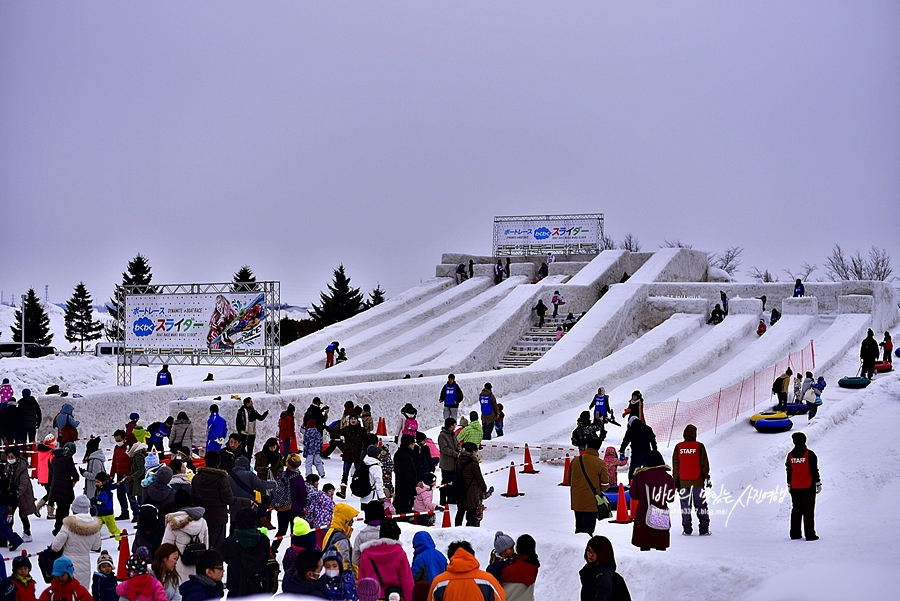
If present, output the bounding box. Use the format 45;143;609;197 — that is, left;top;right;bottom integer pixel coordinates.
322;503;360;577
428;541;505;601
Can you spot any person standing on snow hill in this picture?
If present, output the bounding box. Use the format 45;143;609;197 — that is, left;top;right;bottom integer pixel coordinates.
324;341;339;369
205;404;227;452
479;383;500;441
793;278;805;297
786;431;821;541
156;364;173;386
860;328;880;380
773;367;793;411
619;415;657;482
469;259;475;279
880;331;893;364
672;424;711;537
589;387;619;426
440;374;464;422
532;299;548;328
719;290;728;316
621;390;645;423
495;260;504;284
235;397;268;455
455;263;467;285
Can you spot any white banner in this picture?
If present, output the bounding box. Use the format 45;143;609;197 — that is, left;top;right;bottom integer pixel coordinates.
125;292;266;352
494;217;600;247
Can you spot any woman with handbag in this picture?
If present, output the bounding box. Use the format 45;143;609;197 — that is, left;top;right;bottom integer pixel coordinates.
569;438;610;535
630;450;676;551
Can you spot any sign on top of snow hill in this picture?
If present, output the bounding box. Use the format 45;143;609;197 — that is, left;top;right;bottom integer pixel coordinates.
125;292;266;354
493;213;604;256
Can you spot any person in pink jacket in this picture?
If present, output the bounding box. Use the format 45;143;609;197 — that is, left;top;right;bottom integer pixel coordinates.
115;547;168;601
413;473;440;526
603;446;627;489
357;520;414;601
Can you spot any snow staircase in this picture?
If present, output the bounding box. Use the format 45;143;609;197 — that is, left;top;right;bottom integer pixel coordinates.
497;315;567;368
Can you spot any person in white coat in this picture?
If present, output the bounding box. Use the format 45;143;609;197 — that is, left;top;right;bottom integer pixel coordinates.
50;494;101;587
358;446;387;505
161;489;209;583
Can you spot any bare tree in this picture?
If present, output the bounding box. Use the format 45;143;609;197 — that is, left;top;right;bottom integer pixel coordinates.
709;246;744;275
619;232;642;252
825;244;894;281
598;232;617;251
749;266;778;283
784;262;818;281
660;239;693;249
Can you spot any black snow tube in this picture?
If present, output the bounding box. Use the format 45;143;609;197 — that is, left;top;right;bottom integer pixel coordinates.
753;418;793;433
838;376;871;389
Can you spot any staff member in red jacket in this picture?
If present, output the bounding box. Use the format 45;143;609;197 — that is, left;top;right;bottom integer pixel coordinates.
108;429;133;520
785;432;821;541
672;424;711;536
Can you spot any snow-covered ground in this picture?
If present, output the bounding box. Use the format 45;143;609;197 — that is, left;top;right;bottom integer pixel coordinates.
1;249;898;600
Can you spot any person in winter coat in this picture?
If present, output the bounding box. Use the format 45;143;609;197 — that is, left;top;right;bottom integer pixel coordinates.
38;558;91;601
413;473;439;526
219;434;245;473
351;501;384;571
218;508;270;597
437;418;460;506
235;397;268;455
707;303;725;325
16;390;41;445
125;439;148;519
205;405;227;453
532;299;548;328
494;260;504;284
589;388;618;426
807;376;827;420
394;404;419;445
359;404;374;433
50;495;102;585
719;290;729;315
227;456;274;527
770;307;782;325
6;448;35;543
161;490;209;584
156;365;173;386
177;550;225;601
321;503;360;576
880;331;893;363
428;541;505;601
551;291;564;318
321;547;357;601
440;374;465;422
455;442;487;527
495;534;539;601
190;451;252;550
537;262;548;280
34;434;56;519
282;549;328;599
569;438;610;536
603;447;626;491
92;551;118;601
860;328;880;379
478;383;500;441
80;437;105;498
0;467;24;550
137;465;176;554
116;547;168;601
457;411;483;447
0;380;12;406
571;411;604;454
793;278;805;297
631;450;677;551
270;455;308;555
109;430;132;520
301;419;325;478
281;516;318;574
253;436;284;481
757;319;767;336
90;473;122;542
773;367;793;410
328;413;367;499
132;420;151;445
357;520;414;601
393;435;420;517
672;424;711;536
151;544;182;601
169;413;193;456
11;555;37;601
54;403;79;444
619;415;658;481
48;442;79;536
357;446;387;505
278;404;297;456
414;432;434;479
410;531;447;585
2;400;24;446
579;535;628;601
621;390;645;423
786;431;821;541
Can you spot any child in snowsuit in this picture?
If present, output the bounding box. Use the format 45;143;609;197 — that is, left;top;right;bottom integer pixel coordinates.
302;420;325;477
11;555;36;601
880;332;893;364
604;446;627;489
91;552;118;601
394;404;418;444
91;474;122;541
413;473;439;527
321;548;356;601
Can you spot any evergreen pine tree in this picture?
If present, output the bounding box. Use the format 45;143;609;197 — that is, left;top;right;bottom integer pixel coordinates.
232;265;259;292
65;282;103;353
11;288;53;346
309;264;365;328
364;284;386;309
106;254;154;341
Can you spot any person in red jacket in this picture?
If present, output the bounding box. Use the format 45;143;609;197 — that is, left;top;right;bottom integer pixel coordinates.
357;520;414;601
108;429;133;520
672;424;711;536
279;404;297;457
786;432;821;541
428;541;505;601
38;558;91;601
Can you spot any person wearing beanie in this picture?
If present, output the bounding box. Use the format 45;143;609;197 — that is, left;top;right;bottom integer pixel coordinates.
486;531;517;583
630;450;677;551
437;418;460;507
352;501;385;570
672;424;712;536
860;328;880;379
190;449;252;551
302;418;325;478
357;577;381;601
39;557;91;601
497;534;540;600
282;516;317;573
50;494;102;586
322;547;357;601
79;437;106;498
357;520;414;601
11;554;36;601
135;464;176;552
218;508;271;598
34;433;58;520
115;547;167;601
92;550;118;601
786;432;821;541
48;440;80;536
410;531;448;586
455;442;487;527
16;388;41;445
161;489;209;583
303;476;335;550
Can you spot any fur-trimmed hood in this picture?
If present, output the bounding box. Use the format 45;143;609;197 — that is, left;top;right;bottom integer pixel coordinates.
61;514;101;536
195;466;228;477
165;510;206;533
634;464;672;476
125;442;147;457
358;537;403;553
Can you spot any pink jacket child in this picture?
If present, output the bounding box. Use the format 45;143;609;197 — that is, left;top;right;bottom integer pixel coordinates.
413;478;439;526
116;549;168;601
604;446;627;487
357;535;414;601
0;379;13;405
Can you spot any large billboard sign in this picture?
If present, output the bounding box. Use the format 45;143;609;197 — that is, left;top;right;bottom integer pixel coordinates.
125;292;266;354
493;214;603;255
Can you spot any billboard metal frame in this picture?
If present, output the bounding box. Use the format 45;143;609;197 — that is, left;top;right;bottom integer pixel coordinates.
492;213;605;256
116;281;281;394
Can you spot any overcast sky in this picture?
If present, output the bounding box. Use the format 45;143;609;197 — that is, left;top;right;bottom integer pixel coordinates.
1;1;897;311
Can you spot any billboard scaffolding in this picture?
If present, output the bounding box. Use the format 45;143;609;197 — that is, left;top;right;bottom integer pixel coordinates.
493;213;604;256
116;281;281;394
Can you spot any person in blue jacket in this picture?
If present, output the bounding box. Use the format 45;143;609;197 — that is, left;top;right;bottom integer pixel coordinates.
589;388;619;426
147;417;174;457
793;279;805;298
156;364;173;386
206;405;228;452
410;531;448;586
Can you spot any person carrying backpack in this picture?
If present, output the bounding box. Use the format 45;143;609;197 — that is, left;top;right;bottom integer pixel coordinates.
161;489;209;583
55;404;79;444
353;446;386;504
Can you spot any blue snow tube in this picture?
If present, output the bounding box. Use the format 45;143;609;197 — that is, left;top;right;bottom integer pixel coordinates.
604;487;631;507
781;402;809;415
838;376;870;389
754;417;793;433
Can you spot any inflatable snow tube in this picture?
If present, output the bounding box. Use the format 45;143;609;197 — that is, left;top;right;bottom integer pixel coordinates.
750;411;787;424
604;488;631;506
838;376;871;389
874;361;892;373
778;402;809;415
754;417;793;433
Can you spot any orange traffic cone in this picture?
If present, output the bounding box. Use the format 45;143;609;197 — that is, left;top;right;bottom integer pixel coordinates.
441;507;452;528
116;530;130;580
558;454;571;486
376;417;387;436
501;462;524;497
610;483;631;524
519;444;540;474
